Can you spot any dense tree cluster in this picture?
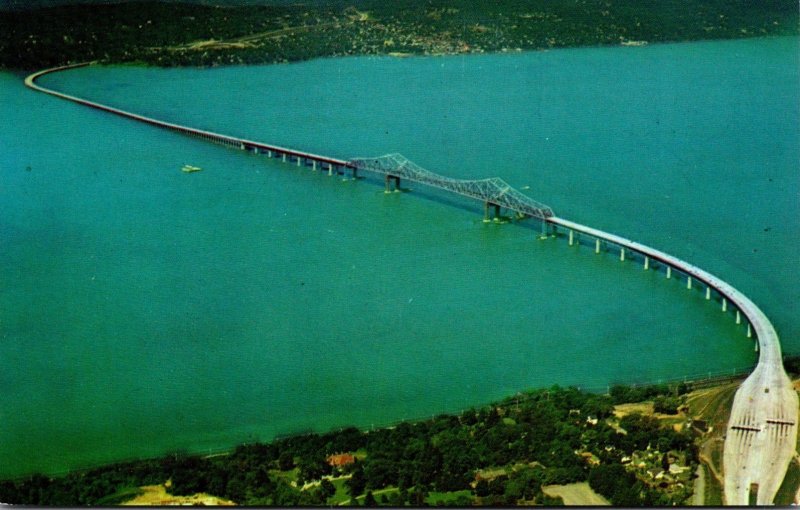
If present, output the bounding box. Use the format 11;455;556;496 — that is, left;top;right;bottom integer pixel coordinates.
1;0;797;69
0;383;700;506
784;355;800;376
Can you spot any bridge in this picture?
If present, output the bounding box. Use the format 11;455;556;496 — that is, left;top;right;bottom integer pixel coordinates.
25;63;798;505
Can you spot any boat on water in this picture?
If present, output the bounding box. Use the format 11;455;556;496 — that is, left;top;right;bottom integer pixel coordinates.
182;164;202;173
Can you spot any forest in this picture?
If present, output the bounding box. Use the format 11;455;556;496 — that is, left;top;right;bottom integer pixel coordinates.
0;0;797;69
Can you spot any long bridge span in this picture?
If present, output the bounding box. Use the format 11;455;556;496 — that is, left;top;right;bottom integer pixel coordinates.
25;62;798;505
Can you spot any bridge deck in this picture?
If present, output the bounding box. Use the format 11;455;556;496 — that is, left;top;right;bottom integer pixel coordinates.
25;63;798;505
24;63;352;168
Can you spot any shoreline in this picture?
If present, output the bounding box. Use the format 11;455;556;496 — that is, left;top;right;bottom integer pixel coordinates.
0;370;755;483
6;32;797;73
2;376;794;505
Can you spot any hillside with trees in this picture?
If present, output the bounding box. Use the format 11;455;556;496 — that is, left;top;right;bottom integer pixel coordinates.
1;0;797;69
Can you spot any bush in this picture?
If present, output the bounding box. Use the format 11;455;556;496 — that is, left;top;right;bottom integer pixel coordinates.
653;395;681;415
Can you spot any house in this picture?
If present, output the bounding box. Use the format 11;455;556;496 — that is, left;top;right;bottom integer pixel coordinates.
327;453;355;468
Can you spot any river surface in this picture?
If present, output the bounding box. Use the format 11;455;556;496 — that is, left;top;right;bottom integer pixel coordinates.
1;36;798;478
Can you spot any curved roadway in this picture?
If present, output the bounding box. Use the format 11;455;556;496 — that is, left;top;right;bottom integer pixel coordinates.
25;63;798;505
548;217;798;505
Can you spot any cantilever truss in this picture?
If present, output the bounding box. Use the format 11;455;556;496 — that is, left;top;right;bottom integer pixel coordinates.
350;153;555;220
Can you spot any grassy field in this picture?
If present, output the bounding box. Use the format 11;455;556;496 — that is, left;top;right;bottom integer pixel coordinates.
684;381;740;429
426;489;474;506
701;464;723;506
327;476;352;506
94;486;143;506
773;457;800;506
118;483;235;506
542;482;610;506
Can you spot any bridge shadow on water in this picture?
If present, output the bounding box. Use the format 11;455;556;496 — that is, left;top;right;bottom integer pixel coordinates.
352;170;547;233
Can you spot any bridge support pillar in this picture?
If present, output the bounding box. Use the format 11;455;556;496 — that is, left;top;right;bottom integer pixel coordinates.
328;163;334;176
747;322;752;338
297;156;302;167
385;175;401;193
267;150;272;158
666;266;672;279
282;153;287;163
705;287;711;300
312;160;317;171
569;230;574;246
620;247;625;261
595;238;601;253
722;298;728;312
687;276;692;290
644;256;649;270
736;310;741;324
484;202;501;223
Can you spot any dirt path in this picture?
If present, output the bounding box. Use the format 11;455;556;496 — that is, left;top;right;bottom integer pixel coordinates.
693;465;705;505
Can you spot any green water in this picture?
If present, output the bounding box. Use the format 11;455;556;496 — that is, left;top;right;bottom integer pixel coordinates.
1;36;798;478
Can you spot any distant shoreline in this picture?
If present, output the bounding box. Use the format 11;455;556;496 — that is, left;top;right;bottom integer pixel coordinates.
1;0;796;70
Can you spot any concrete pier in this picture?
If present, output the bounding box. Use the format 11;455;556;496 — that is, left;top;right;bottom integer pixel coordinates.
484;202;501;223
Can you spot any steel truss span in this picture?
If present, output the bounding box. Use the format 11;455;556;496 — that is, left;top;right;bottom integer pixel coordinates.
350;153;554;220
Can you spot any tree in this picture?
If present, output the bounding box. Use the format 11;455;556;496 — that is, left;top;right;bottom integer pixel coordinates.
346;462;367;499
319;478;336;502
363;490;378;507
297;454;331;484
409;484;428;506
271;479;302;506
653;395;680;414
277;451;294;471
364;457;397;490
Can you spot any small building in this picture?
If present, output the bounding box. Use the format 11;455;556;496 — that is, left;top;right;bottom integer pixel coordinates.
327;453;355;468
